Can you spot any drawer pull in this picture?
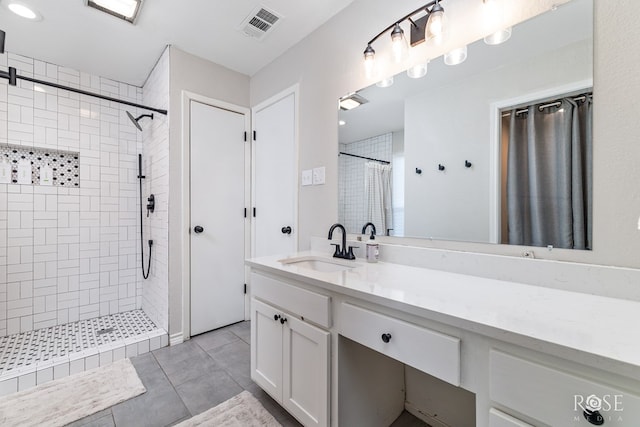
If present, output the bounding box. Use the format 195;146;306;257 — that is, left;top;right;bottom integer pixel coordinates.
583;409;604;425
274;314;281;321
381;333;392;343
280;317;288;324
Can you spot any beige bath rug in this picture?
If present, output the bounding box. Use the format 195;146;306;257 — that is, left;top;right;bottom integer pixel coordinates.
0;358;145;427
176;390;282;427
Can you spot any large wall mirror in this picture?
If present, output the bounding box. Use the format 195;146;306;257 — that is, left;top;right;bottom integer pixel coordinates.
338;0;593;250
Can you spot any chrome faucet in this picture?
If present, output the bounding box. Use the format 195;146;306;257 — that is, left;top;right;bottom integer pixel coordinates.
361;222;376;239
328;223;356;260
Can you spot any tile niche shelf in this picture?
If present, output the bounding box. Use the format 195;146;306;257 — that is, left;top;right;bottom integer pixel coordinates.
0;144;80;187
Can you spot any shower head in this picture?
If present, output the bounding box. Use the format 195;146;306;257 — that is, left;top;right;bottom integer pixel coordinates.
126;111;154;131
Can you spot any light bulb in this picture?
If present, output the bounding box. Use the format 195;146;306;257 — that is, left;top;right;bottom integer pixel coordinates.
444;46;467;65
425;1;446;45
407;62;428;79
484;27;512;45
363;44;376;79
376;77;394;88
390;23;408;64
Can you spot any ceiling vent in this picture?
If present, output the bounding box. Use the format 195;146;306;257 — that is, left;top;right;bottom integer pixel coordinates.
238;6;282;41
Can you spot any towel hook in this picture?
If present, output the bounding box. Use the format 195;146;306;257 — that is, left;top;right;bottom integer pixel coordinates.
438;164;445;171
465;160;472;168
415;167;422;175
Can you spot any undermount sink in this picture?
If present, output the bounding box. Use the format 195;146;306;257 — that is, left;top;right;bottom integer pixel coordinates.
279;255;358;272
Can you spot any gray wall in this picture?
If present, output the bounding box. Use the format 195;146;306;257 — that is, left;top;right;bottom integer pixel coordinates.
250;0;640;269
167;46;250;339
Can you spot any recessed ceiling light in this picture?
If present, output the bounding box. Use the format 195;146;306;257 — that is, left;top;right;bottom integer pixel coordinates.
3;1;42;21
86;0;142;24
339;93;368;111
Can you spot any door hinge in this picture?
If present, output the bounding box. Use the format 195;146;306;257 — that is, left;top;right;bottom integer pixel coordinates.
244;131;247;142
253;130;256;141
244;283;247;294
253;207;256;217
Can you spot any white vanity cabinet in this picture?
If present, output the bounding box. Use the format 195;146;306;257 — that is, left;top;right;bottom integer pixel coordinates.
247;252;640;427
250;272;331;427
489;350;640;426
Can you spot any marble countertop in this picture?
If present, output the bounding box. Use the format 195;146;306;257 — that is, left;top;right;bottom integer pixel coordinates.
247;251;640;369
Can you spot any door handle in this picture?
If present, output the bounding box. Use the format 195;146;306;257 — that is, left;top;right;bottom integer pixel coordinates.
281;226;292;234
194;225;204;234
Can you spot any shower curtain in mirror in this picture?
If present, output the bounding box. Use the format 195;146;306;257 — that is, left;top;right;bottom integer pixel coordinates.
365;162;393;235
506;95;592;249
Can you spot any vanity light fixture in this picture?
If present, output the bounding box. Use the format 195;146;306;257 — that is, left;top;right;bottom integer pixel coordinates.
2;0;42;20
444;46;468;65
86;0;142;24
339;93;368;111
362;0;448;77
390;23;409;63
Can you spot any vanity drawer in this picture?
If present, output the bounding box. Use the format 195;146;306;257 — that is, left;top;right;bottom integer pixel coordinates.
490;350;640;426
251;272;331;328
489;408;533;427
339;302;460;386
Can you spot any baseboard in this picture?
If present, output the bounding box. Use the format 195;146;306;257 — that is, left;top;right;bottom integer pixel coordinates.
405;402;451;427
169;332;184;346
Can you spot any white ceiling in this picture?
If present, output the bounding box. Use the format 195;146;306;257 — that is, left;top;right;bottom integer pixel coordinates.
0;0;355;86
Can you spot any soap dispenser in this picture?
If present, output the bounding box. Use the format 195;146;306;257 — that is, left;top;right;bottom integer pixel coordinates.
17;159;32;185
39;163;53;186
0;157;11;184
365;234;379;263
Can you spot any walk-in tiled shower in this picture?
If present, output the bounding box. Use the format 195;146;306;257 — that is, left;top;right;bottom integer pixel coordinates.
0;49;170;394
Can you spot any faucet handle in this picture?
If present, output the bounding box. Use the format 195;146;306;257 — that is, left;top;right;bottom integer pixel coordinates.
346;246;358;260
330;243;341;257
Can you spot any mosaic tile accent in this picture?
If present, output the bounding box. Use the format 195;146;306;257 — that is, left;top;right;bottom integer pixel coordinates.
0;144;80;187
0;310;158;375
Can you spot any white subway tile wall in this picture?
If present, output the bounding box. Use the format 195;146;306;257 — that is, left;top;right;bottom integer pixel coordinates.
0;52;147;336
140;48;169;331
338;133;393;234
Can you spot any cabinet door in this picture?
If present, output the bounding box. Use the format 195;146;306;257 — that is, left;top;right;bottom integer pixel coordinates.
282;315;330;427
251;298;283;400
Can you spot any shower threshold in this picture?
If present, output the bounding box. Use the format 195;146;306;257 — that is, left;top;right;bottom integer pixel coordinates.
0;309;167;396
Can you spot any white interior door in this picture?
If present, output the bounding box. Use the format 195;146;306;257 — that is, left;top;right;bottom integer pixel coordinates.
190;100;247;335
252;89;297;257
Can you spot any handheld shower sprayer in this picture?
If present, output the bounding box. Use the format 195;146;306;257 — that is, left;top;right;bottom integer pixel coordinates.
138;154;153;279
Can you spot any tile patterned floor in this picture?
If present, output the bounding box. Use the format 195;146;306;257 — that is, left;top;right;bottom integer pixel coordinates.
0;310;158;375
68;321;428;427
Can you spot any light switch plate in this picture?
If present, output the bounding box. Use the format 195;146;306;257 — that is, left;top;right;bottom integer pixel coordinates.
312;166;326;185
301;169;313;186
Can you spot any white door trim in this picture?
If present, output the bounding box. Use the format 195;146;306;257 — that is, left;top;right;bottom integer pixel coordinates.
181;90;251;341
488;79;593;244
250;84;300;260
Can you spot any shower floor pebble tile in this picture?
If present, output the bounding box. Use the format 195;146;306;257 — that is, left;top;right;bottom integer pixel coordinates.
0;310;162;377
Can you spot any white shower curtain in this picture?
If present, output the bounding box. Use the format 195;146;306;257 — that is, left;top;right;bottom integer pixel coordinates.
365;162;393;235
